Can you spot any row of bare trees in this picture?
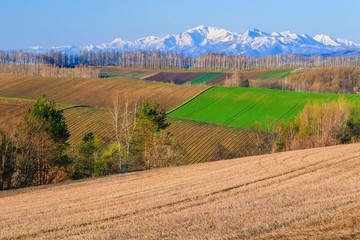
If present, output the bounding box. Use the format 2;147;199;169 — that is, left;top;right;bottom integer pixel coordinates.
0;64;100;78
285;67;360;93
2;49;360;70
190;54;360;70
250;67;360;94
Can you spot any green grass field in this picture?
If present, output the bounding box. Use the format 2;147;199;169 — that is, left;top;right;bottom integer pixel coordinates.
168;87;360;130
190;72;223;85
253;68;294;80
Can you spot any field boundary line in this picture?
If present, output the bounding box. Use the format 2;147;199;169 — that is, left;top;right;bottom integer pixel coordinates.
166;86;214;114
140;72;160;79
61;105;96;111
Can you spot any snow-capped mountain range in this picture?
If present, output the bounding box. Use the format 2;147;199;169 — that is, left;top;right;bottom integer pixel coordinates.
28;26;360;57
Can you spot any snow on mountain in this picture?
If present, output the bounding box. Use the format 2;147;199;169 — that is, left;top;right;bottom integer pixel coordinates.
27;26;360;57
313;34;341;46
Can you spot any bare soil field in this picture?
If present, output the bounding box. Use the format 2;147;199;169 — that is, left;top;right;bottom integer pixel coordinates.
98;67;272;86
1;143;360;239
143;72;203;84
0;75;205;111
206;72;232;85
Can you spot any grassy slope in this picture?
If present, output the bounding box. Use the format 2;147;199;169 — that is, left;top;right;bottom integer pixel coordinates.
99;67;154;80
190;72;223;85
168;86;360;129
1;143;360;239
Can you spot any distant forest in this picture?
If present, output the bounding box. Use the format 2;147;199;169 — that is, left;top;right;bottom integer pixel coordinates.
1;50;360;70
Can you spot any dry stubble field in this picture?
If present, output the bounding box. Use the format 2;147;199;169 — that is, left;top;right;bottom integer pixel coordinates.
1;143;360;239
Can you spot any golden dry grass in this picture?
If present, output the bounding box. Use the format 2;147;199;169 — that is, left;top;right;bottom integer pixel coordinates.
1;143;360;239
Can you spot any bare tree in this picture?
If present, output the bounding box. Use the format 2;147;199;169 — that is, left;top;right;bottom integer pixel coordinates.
108;97;139;172
121;100;139;172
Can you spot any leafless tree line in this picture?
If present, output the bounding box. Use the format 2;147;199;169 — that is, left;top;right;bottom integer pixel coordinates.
250;67;360;94
0;64;99;78
1;50;360;71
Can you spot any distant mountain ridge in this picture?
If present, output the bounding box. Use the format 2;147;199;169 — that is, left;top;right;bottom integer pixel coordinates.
28;25;360;57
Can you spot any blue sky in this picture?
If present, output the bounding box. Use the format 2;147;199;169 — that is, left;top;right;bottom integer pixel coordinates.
1;0;359;49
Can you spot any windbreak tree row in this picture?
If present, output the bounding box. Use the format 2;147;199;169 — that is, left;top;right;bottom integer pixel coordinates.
1;50;360;70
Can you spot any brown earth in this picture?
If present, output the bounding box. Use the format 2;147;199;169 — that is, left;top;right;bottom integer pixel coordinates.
0;99;32;133
0;75;205;111
208;72;232;85
100;67;266;86
143;72;203;84
208;70;266;86
1;143;360;239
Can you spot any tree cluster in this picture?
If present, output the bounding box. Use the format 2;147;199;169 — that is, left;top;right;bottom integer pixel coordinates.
69;100;185;179
285;67;360;93
261;98;360;153
0;96;184;190
0;96;69;190
250;67;360;94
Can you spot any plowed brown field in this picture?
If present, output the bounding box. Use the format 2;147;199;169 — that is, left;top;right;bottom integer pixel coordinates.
143;72;203;84
0;75;205;111
1;143;359;239
0;98;32;133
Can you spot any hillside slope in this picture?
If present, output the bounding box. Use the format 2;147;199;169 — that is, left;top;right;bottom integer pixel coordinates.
0;98;257;164
1;144;360;239
169;86;360;129
0;75;205;111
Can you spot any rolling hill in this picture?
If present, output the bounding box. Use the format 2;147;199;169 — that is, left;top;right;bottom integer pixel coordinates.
98;67;296;86
0;75;205;111
1;143;360;239
0;97;258;165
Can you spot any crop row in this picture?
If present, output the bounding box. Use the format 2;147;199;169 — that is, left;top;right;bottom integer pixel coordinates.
0;75;205;111
168;118;258;163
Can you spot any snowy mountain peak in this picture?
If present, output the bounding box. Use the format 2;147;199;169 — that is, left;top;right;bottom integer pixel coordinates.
111;38;124;44
188;25;206;31
25;26;360;57
313;34;341;46
187;26;231;37
280;31;299;39
245;28;269;38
